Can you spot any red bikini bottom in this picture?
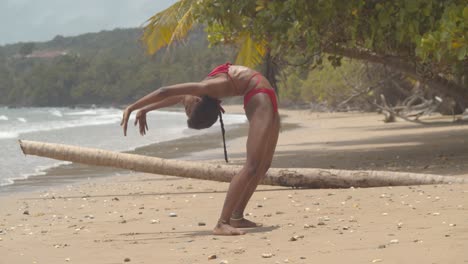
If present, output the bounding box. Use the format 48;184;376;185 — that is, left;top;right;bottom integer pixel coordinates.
243;88;278;112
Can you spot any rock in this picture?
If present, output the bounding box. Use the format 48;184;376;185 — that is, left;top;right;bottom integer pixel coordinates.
372;259;382;263
262;253;273;258
378;244;386;249
198;222;206;226
289;235;304;241
112;197;120;201
124;257;131;262
23;210;30;215
208;254;217;260
169;212;178;217
389;239;399;244
317;221;325;226
151;219;160;224
219;260;229;264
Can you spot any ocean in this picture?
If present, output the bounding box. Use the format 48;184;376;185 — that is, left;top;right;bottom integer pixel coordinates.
0;107;246;191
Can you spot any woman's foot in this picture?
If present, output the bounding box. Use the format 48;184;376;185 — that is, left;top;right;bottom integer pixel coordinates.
230;217;263;228
213;222;246;236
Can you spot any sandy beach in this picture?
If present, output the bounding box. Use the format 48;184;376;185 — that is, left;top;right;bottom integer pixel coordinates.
1;106;467;264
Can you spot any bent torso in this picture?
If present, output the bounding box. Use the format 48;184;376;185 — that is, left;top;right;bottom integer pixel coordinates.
203;64;274;97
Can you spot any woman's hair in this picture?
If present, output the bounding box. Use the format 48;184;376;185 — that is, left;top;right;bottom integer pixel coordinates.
187;95;228;162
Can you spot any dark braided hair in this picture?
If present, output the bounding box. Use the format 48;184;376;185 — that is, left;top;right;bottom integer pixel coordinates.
187;95;228;163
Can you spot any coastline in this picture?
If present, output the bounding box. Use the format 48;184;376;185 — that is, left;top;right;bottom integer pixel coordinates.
0;110;252;195
1;106;467;263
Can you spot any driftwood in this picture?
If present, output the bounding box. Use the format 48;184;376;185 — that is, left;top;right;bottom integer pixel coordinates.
18;140;466;188
378;93;443;123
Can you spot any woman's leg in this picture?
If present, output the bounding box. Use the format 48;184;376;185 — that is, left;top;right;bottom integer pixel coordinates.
230;114;280;228
213;101;276;235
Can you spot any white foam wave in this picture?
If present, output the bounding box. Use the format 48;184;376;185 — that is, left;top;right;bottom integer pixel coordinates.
49;109;63;117
17;117;27;122
0;112;122;139
65;109;97;116
0;161;72;187
0;131;18;139
0;115;8;121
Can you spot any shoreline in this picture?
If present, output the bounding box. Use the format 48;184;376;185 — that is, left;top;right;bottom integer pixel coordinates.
1;107;467;263
0;120;251;195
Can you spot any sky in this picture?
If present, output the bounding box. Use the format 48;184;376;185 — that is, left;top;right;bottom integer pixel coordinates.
0;0;178;45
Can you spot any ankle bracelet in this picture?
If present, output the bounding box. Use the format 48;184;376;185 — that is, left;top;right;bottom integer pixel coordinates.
230;216;244;221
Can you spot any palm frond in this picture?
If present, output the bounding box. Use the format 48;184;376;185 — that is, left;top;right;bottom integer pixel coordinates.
142;0;195;55
235;32;267;68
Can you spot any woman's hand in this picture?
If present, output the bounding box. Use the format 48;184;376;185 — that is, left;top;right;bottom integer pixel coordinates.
134;110;149;136
120;106;133;136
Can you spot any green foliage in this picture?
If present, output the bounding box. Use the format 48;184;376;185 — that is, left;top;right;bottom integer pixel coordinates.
279;59;369;106
177;0;466;83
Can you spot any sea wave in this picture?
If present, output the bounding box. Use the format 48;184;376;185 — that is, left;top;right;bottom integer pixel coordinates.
0;161;72;187
0;113;122;139
0;115;8;121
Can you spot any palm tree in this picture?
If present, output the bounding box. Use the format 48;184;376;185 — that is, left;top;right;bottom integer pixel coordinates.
19;140;466;188
142;0;268;69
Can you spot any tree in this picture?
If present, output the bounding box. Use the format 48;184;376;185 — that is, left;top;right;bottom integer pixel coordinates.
19;140;466;188
143;0;467;111
19;42;36;56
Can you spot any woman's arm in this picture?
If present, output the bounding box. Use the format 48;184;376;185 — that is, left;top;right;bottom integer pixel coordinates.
121;78;233;136
132;96;184;136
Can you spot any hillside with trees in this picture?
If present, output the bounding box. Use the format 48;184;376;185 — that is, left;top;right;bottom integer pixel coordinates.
0;27;234;107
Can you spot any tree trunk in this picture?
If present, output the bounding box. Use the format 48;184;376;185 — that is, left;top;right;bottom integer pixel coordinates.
19;140;466;188
264;49;279;94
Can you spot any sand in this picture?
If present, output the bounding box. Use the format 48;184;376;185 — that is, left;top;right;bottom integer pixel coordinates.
1;106;467;264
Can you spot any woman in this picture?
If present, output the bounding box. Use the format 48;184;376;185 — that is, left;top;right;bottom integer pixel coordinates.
120;63;280;235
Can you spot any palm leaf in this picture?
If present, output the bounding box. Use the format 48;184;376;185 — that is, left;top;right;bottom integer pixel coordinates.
235;32;267;68
142;0;195;55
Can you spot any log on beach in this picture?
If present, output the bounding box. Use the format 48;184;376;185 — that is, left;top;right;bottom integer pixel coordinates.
18;140;466;188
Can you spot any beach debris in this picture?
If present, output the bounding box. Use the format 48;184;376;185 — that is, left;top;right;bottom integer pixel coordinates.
198;222;206;226
372;259;383;263
289;235;304;241
219;260;229;264
151;219;160;224
317;221;326;226
169;212;178;217
397;222;403;229
449;223;456;227
84;214;94;219
303;224;315;229
23;210;30;215
119;220;127;224
378;244;386;249
112;197;120;201
124;257;131;262
233;248;245;254
208;254;217;260
65;258;71;262
262;253;274;258
389;239;399;244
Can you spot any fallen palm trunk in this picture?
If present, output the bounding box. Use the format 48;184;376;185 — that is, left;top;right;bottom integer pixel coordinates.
19;140;466;188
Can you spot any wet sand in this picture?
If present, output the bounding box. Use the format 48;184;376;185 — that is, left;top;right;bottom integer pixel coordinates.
0;106;467;264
